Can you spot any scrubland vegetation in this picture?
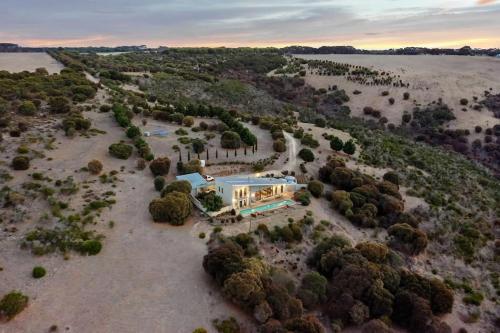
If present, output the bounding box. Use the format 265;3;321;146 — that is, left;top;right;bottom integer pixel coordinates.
0;48;498;332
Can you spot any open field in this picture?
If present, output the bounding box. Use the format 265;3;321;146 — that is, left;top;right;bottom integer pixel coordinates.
0;53;64;74
295;54;500;134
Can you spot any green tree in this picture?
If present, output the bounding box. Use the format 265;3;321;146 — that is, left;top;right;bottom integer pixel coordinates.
18;101;37;116
298;148;315;162
342;140;356;155
330;137;343;151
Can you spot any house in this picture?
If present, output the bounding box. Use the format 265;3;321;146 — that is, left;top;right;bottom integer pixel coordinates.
176;173;305;213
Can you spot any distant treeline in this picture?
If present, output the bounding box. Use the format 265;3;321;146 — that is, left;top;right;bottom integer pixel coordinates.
2;43;499;56
282;45;500;57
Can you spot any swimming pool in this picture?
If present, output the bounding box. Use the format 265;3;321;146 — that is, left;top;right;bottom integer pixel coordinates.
239;199;296;216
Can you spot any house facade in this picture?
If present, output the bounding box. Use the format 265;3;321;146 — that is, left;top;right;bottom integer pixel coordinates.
176;173;304;212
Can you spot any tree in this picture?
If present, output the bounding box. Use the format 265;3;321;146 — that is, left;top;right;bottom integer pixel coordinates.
197;192;224;212
108;143;133;159
330;137;343;151
163;180;192;195
18;101;37;116
87;159;103;175
150;157;171;176
297;272;328;308
307;181;324;198
284;315;325;333
383;171;400;186
221;131;241;149
203;243;245;285
149;191;191;225
387;223;427;255
126;125;141;139
298;148;315;162
223;269;266;309
342;140;356;155
192;138;205;154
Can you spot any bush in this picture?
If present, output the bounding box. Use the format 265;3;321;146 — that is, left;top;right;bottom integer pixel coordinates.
163;180;192;195
388;98;395;105
126;125;141;139
460;98;469;106
307;181;324;198
315;118;326;128
383;171;400;185
381;91;389;96
294;190;311;206
87;160;103;175
150;157;171;176
108;143;133;159
273;139;286;152
330;136;343;151
149;191;192;225
154;176;166;191
342;140;356;155
198;192;224;212
11;156;30;170
18;101;37;116
79;240;102;255
0;291;29;320
388;223;428;255
32;266;46;279
221;131;241;149
403;92;410;100
192;138;205;154
49;96;71;113
298;148;315;162
183;116;195;127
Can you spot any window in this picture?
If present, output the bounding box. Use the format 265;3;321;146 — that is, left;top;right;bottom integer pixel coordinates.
239;189;243;198
235;190;238;198
281;185;284;193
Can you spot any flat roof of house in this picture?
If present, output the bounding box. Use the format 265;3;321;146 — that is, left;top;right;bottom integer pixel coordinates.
176;173;208;188
216;176;296;187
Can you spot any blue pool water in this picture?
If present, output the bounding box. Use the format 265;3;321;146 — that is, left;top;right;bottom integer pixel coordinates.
240;199;296;216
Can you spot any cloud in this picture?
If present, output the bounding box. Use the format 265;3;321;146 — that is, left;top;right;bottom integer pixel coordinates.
0;0;499;48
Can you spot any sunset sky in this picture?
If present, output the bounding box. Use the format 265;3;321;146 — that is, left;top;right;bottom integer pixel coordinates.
1;0;499;49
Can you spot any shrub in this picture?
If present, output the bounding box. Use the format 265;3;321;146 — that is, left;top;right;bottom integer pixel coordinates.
0;291;29;320
11;156;30;170
163;180;192;195
87;160;103;175
403;92;410;100
18;101;37;116
126;125;141;139
203;243;244;285
315;118;326;128
221;131;241;149
49;96;71;113
197;192;224;212
273;139;286;152
330;137;343;151
307;181;324;198
460;98;469;106
298;148;315;162
388;223;428;255
297;272;328;308
149;191;192;225
154;176;166;191
32;266;46;279
294;190;311;206
342;140;356;155
383;171;400;185
79;240;102;255
108;143;133;159
150;157;171;176
183;116;195;127
381;91;389;96
389;98;395;105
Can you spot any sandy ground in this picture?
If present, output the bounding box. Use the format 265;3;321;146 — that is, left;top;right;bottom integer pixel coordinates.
0;110;253;333
295;54;500;136
0;53;64;74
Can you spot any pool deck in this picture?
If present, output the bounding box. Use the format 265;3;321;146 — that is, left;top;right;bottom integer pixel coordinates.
239;199;296;216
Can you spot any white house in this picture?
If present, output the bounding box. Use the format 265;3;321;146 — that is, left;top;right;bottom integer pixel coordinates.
214;175;302;210
176;173;305;212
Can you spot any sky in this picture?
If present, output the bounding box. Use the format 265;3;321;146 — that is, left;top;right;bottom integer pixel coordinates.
1;0;500;49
